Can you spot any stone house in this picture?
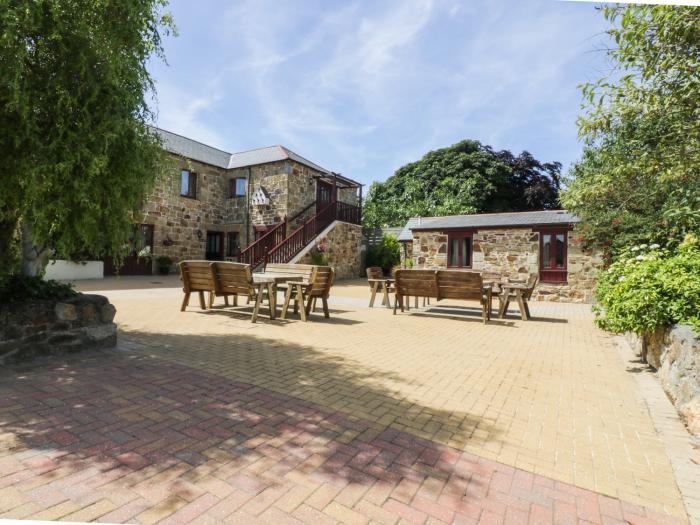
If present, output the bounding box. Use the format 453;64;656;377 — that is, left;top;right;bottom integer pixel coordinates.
105;128;363;278
398;210;603;302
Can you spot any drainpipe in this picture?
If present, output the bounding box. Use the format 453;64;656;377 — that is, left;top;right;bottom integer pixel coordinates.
245;167;251;247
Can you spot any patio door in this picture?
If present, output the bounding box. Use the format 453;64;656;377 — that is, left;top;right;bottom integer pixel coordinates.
205;231;224;260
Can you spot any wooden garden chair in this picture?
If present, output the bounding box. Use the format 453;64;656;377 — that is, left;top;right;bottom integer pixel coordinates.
498;273;538;320
366;266;395;308
179;261;216;311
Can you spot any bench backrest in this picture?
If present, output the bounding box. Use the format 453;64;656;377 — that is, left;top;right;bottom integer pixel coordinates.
394;269;439;298
180;261;216;293
210;261;254;296
366;266;384;281
265;263;317;283
306;266;334;298
437;270;484;301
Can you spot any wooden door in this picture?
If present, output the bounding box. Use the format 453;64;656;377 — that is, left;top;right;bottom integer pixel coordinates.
316;180;334;210
206;231;224;260
103;224;154;276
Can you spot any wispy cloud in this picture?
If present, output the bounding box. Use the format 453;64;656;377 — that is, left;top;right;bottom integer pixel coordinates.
150;0;610;183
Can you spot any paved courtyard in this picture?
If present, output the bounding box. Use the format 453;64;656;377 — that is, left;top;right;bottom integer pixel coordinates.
0;278;694;524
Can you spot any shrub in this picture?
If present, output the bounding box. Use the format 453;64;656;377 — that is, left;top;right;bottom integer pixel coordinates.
366;234;400;274
0;274;76;304
308;245;330;266
594;235;700;334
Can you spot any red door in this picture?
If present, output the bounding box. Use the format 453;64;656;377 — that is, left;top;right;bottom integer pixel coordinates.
316;180;334;211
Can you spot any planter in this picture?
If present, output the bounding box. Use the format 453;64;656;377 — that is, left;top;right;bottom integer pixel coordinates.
43;260;104;281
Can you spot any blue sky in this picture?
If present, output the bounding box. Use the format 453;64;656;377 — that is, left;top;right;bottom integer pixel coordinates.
149;0;610;186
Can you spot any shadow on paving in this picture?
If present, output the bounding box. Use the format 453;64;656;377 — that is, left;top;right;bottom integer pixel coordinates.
0;332;505;511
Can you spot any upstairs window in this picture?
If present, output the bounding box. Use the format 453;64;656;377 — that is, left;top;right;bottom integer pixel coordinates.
229;178;247;198
447;232;472;268
180;170;197;199
540;230;568;283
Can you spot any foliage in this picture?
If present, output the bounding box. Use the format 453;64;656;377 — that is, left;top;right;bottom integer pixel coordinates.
308;245;329;266
594;236;700;334
562;5;700;257
0;0;174;273
362;140;560;228
366;234;400;274
0;274;76;304
155;255;172;267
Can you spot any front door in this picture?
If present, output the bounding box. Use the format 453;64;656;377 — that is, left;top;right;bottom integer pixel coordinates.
205;231;224;260
317;180;334;211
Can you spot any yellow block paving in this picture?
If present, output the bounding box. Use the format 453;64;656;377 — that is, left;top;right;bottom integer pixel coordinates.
97;281;685;518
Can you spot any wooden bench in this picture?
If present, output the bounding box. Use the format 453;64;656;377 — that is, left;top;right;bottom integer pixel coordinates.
210;261;257;309
393;269;492;323
179;260;216;311
265;263;317;321
280;265;335;321
366;266;395;308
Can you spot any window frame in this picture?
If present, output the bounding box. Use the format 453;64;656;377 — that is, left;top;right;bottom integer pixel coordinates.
446;231;473;269
229;178;247;198
539;229;568;283
180;170;197;199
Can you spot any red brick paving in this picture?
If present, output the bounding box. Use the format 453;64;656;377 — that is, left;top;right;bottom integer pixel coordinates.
0;350;687;524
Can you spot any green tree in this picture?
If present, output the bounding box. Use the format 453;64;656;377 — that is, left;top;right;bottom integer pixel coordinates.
562;5;700;256
362;140;560;228
0;0;174;276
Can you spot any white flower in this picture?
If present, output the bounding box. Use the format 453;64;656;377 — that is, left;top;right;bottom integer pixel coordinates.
649;244;660;249
631;246;640;252
636;255;644;261
618;276;625;282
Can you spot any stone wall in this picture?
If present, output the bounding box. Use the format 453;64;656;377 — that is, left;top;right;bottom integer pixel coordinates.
627;325;700;435
409;228;602;303
0;294;117;364
297;221;363;279
144;155;244;267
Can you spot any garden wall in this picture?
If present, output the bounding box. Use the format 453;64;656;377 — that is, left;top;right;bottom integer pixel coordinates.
627;325;700;435
295;221;363;279
0;294;117;365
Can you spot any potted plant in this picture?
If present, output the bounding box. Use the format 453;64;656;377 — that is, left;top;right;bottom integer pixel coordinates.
155;255;173;275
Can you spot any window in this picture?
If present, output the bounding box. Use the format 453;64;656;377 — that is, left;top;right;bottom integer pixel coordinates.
180;170;197;198
227;232;240;257
540;230;568;282
447;232;472;268
229;178;247;198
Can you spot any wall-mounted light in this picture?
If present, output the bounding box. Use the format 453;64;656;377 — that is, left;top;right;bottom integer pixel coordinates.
196;230;203;240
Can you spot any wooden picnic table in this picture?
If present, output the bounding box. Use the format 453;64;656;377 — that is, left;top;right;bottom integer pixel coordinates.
251;273;303;322
367;277;394;309
497;282;531;321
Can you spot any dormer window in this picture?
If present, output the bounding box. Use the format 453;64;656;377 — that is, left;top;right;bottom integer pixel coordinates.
180;170;197;199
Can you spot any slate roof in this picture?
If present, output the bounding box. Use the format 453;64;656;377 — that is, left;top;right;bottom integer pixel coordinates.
152;127;354;184
398;210;580;241
154;127;232;169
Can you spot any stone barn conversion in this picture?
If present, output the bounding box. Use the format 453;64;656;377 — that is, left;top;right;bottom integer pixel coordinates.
102;128;363;279
398;210;603;302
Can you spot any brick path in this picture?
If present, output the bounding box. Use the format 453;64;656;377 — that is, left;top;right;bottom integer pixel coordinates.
0;281;691;523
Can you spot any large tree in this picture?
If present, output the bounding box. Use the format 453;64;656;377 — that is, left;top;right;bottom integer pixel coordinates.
561;5;700;256
362;140;561;228
0;0;174;275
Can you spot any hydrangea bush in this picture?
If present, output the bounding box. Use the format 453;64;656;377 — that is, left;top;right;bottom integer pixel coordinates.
594;235;700;334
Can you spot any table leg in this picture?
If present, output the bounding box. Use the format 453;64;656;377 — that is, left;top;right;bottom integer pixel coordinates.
369;281;379;307
516;291;528;321
383;285;391;309
297;284;308;322
268;283;276;320
414;296;418;308
251;284;265;323
280;286;293;320
498;296;509;319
